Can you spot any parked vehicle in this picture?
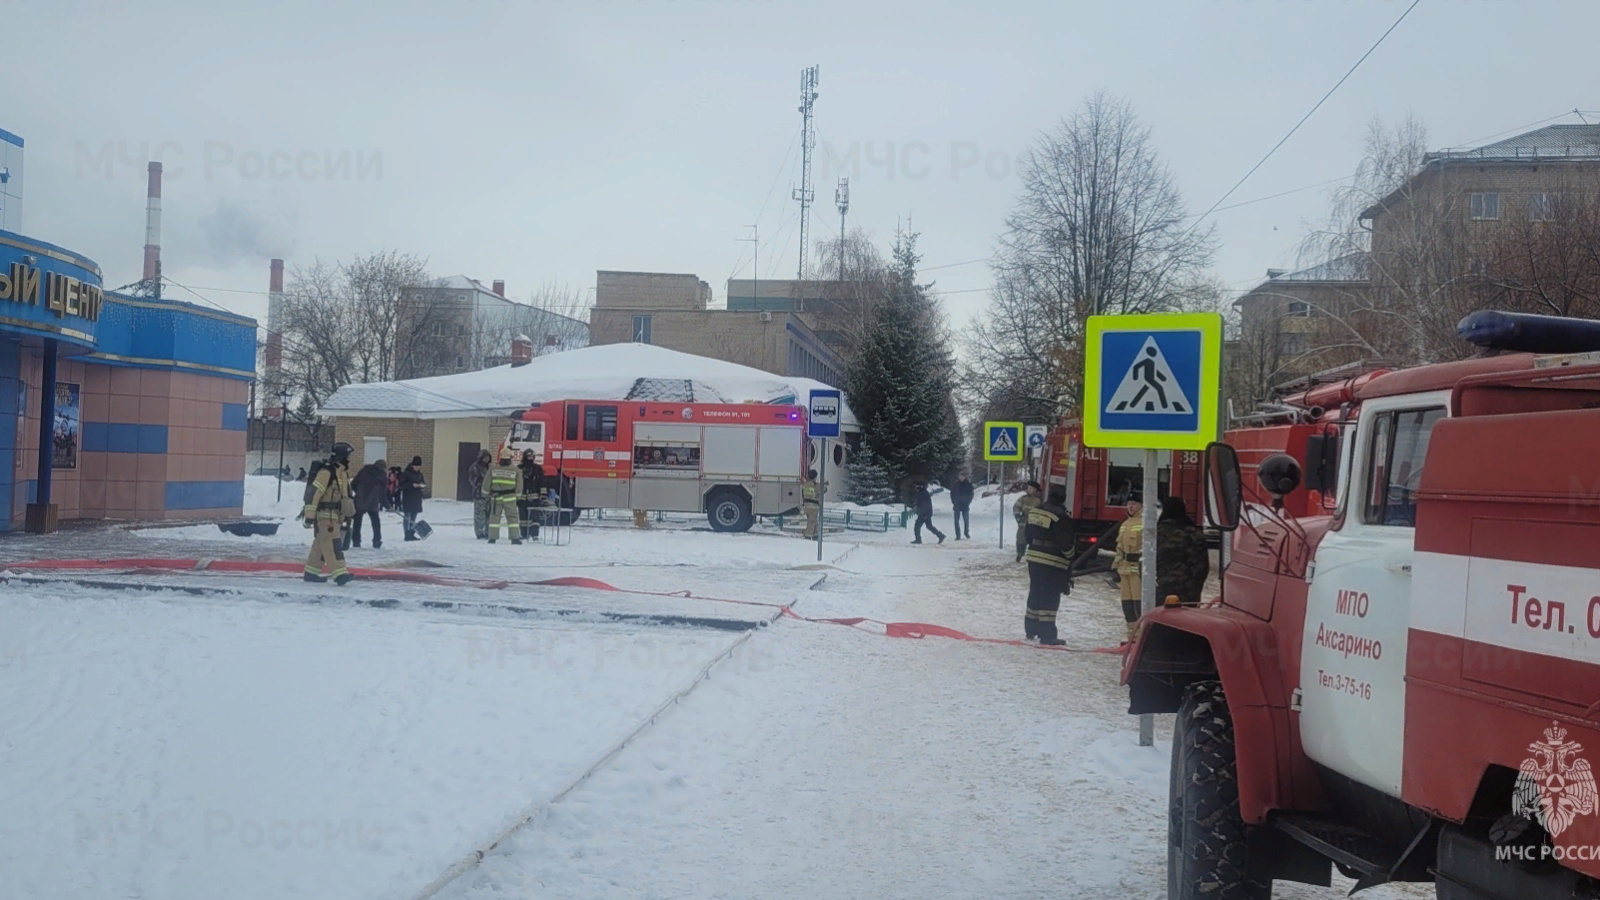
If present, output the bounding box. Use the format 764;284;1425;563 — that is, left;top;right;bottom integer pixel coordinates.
1124;312;1600;899
1039;421;1205;550
502;400;807;532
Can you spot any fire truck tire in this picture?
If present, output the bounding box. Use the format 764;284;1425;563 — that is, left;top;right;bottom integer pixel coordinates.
706;490;754;533
1169;680;1270;900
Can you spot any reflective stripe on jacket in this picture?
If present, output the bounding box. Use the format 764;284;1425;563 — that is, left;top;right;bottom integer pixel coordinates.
1024;502;1074;570
487;463;522;496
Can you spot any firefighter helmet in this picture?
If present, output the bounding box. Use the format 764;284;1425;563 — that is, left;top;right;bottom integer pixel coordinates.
330;442;354;462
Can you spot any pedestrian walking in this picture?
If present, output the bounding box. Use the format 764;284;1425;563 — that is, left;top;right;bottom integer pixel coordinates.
910;482;945;544
484;451;524;544
1156;497;1210;607
400;456;427;541
517;450;545;541
466;449;492;540
348;457;386;549
1023;484;1074;645
1113;495;1145;642
802;468;821;538
950;472;974;540
303;443;356;585
1012;481;1041;562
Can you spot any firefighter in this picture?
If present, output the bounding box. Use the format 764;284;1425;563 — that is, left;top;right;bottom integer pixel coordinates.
518;449;545;541
467;449;493;540
303;442;357;585
802;468;821;538
1023;483;1074;645
1012;481;1042;562
1113;494;1144;641
484;451;524;544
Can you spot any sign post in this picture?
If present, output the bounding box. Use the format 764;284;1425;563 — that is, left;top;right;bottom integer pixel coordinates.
1083;313;1222;746
808;390;842;563
984;421;1024;550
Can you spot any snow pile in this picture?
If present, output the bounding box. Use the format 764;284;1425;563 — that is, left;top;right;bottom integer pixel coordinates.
243;474;306;520
318;343;856;426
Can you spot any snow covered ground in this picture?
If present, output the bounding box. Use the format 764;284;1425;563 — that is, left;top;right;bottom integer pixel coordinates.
0;482;1432;899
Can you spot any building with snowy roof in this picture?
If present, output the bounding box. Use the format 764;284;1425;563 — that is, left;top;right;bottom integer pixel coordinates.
396;275;589;378
320;341;855;501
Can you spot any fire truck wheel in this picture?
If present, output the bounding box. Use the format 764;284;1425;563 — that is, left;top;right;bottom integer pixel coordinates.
706;490;754;533
1169;680;1270;900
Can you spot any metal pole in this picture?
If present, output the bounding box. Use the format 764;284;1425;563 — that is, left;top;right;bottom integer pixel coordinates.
277;410;288;503
816;440;826;562
1138;448;1159;746
998;463;1006;549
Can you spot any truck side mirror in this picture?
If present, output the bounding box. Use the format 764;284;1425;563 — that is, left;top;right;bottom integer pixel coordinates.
1303;433;1340;494
1203;442;1243;531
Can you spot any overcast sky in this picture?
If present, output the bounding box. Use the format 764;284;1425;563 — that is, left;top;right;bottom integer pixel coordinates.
5;0;1598;333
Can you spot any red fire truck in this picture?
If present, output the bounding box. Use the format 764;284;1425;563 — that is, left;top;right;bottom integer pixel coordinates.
1040;422;1205;548
502;399;807;532
1124;311;1600;899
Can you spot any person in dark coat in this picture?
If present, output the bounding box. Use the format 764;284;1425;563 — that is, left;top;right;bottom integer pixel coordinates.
1155;497;1210;607
911;482;945;544
1023;484;1075;645
950;472;974;540
400;456;427;541
467;450;493;539
347;458;387;549
386;466;401;511
517;450;546;541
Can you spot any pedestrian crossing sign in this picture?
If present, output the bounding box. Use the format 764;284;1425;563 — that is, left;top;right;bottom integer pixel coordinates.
1083;313;1222;451
983;421;1025;462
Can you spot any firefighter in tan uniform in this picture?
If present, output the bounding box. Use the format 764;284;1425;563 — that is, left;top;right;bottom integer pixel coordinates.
304;442;357;585
1113;495;1144;641
802;469;821;538
484;452;525;544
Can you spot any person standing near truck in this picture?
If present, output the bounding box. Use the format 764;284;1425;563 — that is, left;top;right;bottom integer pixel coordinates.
1023;484;1074;645
400;456;427;541
802;468;822;539
950;472;974;540
484;451;524;545
1113;494;1144;641
1012;481;1041;562
466;449;492;540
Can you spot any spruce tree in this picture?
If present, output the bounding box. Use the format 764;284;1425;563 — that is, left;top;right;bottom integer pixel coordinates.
844;229;965;497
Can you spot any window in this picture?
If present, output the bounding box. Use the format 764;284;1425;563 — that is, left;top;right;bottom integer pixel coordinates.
1277;331;1308;356
1470;192;1500;221
632;315;652;344
1286;300;1311;317
633;444;701;469
1529;192;1556;222
565;404;580;441
583;404;618;442
1362;407;1445;527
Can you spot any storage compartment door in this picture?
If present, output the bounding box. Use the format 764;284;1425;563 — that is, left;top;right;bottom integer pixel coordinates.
702;426;758;477
757;427;802;479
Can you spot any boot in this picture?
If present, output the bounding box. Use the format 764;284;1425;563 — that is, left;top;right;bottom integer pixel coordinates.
937;533;945;545
303;572;327;583
372;540;382;549
1039;636;1065;647
334;572;354;586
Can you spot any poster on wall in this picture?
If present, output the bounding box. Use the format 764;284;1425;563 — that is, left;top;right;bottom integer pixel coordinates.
52;382;80;470
13;383;24;473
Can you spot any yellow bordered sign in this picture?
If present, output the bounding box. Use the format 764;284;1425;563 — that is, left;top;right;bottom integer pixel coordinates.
1083;313;1222;451
982;420;1025;462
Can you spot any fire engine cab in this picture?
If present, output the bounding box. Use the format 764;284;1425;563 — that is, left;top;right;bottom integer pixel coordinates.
502;399;807;532
1124;311;1600;899
1041;422;1204;548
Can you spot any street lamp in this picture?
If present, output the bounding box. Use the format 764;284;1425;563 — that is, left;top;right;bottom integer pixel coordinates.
277;390;290;502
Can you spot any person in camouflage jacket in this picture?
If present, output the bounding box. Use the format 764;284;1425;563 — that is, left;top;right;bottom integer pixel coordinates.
1155;497;1209;607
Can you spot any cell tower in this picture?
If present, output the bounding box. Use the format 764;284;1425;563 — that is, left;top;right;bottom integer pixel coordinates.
834;176;849;282
792;65;819;280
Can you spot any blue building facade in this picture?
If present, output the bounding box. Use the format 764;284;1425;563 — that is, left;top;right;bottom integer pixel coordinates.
0;228;257;532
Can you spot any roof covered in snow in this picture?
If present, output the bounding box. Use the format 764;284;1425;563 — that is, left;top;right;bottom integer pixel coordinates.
319;342;856;426
1427;124;1600;161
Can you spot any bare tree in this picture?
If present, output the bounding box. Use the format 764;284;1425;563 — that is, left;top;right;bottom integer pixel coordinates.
964;93;1218;423
1483;181;1600;321
473;281;594;366
278;251;439;404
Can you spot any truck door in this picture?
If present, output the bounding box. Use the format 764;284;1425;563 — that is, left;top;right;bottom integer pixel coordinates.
1299;391;1448;797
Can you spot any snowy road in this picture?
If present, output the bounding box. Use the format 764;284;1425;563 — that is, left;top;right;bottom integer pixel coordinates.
0;482;1432;899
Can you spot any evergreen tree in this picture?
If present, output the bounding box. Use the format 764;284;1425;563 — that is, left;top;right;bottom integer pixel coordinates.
844;229;966;497
840;442;898;506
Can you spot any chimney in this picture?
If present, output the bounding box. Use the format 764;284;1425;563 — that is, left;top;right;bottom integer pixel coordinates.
142;161;162;284
510;334;534;367
1266;268;1286;279
492;279;505;297
266;258;285;416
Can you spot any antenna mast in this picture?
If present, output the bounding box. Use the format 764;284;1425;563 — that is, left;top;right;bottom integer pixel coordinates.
792;65;819;280
834;176;849;282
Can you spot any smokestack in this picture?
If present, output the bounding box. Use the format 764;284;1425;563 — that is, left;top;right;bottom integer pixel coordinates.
142;162;162;286
492;279;505;297
266;258;285;416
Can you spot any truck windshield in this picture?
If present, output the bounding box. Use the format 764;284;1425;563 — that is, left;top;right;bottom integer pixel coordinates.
1363;407;1445;527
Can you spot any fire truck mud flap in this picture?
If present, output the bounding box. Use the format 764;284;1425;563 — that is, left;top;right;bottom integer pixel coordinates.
1124;608;1298;826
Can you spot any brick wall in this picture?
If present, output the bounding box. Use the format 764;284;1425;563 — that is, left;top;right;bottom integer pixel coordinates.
333;417;437;497
595;271;711;311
